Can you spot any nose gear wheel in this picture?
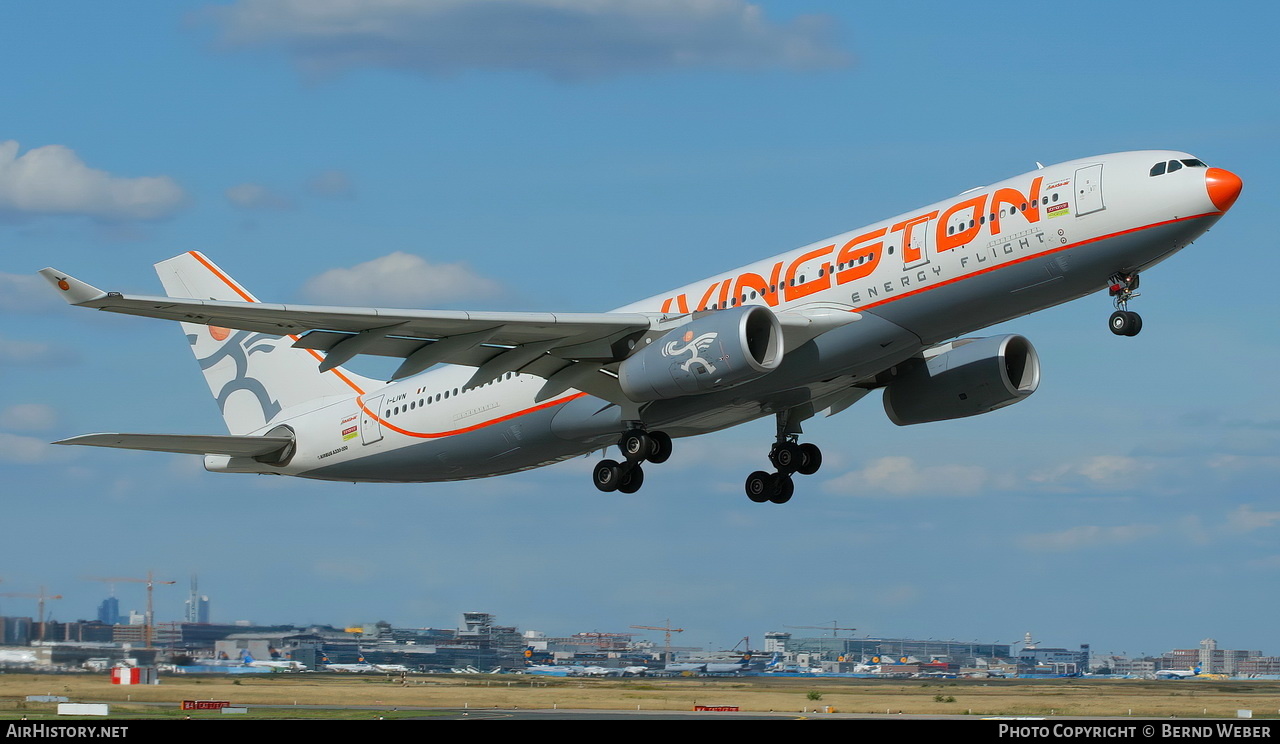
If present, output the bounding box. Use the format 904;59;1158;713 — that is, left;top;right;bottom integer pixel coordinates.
1107;272;1143;337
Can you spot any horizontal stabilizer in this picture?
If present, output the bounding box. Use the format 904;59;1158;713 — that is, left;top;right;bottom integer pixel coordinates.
54;432;293;459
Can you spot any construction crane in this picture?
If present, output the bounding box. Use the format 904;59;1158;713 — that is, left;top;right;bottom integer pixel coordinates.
0;586;63;642
87;572;175;648
630;620;685;662
785;622;858;637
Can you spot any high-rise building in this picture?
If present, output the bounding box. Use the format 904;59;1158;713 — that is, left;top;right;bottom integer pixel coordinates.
184;575;210;624
96;596;120;626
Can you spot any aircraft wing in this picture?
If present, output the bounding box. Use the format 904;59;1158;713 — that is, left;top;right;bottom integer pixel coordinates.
54;433;293;459
39;266;655;395
40;264;859;403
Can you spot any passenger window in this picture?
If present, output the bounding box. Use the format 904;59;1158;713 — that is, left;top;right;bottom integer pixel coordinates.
1150;162;1166;176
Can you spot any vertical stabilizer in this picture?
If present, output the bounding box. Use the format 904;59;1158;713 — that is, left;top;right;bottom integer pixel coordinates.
155;251;381;435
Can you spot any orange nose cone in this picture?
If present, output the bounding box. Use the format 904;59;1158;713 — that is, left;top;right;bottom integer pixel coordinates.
1205;167;1242;212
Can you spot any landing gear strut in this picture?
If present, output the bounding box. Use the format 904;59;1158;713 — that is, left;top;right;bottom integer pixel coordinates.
1107;272;1142;337
592;427;672;494
744;409;822;504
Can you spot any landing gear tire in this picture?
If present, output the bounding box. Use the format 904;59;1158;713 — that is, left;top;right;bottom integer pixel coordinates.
769;475;794;504
746;471;774;503
770;442;801;472
592;459;623;492
1109;310;1142;337
797;443;823;476
618;464;645;494
647;431;673;464
620;430;651;461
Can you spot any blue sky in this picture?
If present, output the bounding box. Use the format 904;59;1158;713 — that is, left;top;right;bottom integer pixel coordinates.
1;1;1277;659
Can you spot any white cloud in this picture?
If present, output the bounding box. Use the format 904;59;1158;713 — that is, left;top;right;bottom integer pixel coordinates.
1018;523;1161;552
1207;453;1280;476
225;182;294;210
301;251;503;307
2;404;57;432
1026;455;1157;493
0;432;75;464
1224;504;1280;534
306;170;354;199
202;0;849;80
821;456;992;498
0;335;77;366
0;140;185;221
0;272;63;313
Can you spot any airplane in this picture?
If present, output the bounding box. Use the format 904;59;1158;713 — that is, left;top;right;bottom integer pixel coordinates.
40;151;1242;503
1153;667;1202;679
240;650;306;671
666;653;760;674
319;650;408;673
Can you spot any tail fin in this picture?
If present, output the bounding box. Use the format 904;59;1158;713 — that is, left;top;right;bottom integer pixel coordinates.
155;251;381;435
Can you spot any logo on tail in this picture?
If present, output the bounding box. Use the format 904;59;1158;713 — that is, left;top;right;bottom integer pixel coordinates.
188;329;283;425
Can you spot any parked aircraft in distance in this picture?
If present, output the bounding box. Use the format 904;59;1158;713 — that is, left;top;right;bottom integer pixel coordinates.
666;652;776;674
42;151;1241;503
1153;667;1202;679
240;650;305;671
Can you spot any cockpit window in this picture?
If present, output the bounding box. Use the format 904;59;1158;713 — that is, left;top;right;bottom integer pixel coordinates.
1152;158;1208;177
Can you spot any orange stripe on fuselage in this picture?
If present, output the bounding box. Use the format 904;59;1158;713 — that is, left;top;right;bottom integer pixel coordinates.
357;391;588;440
854;212;1217;312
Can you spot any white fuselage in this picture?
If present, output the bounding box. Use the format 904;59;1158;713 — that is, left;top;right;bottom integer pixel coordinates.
211;150;1227;482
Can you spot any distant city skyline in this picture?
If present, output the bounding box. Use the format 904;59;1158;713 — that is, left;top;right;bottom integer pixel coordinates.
2;1;1277;655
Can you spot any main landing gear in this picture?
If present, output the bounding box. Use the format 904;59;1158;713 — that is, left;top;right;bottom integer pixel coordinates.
745;410;822;504
1107;272;1142;337
592;428;672;494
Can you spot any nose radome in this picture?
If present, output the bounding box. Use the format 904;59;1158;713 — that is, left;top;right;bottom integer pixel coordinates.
1206;167;1242;212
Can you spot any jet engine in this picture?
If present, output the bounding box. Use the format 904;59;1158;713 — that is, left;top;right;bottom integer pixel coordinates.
618;305;783;401
881;334;1040;426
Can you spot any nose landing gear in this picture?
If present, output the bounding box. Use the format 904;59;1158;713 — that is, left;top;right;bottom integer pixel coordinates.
1108;272;1142;337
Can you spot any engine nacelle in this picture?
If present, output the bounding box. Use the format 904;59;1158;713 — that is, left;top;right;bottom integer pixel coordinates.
618;305;783;402
882;334;1040;426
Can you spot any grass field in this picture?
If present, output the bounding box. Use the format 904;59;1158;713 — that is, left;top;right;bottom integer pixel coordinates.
2;673;1279;719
